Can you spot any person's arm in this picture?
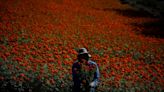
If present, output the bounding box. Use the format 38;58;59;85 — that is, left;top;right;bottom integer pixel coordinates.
90;63;100;87
72;62;77;82
72;61;81;91
72;63;75;81
72;61;81;85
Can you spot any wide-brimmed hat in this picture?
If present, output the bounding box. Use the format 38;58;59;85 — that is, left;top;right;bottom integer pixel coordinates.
78;48;91;58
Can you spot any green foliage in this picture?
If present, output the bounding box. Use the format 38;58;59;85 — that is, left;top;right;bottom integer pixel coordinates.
120;0;164;17
136;0;157;7
132;51;142;60
1;35;8;46
17;36;31;44
91;48;104;56
0;59;72;92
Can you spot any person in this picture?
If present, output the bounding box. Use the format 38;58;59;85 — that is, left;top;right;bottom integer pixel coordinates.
72;48;100;92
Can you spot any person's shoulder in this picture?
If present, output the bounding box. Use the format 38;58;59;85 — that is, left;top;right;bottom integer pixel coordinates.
73;60;79;66
73;60;78;64
88;60;97;65
72;60;81;68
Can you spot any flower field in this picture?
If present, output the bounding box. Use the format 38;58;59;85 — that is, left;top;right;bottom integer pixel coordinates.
0;0;163;91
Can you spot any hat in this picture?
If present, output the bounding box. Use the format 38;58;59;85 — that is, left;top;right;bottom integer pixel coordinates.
78;48;91;58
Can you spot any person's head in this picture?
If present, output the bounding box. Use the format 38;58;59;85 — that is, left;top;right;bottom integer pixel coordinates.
77;48;91;62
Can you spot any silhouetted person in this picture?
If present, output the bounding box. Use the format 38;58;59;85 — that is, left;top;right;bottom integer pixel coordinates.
72;48;100;92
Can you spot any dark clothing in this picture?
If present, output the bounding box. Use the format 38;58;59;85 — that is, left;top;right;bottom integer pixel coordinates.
72;60;100;92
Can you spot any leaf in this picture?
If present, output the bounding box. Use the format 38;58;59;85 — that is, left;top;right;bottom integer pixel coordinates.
43;64;48;73
54;75;58;80
133;52;142;60
0;57;3;62
55;87;59;92
124;43;129;48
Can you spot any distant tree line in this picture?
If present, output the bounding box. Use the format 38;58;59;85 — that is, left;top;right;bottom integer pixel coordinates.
119;0;164;18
